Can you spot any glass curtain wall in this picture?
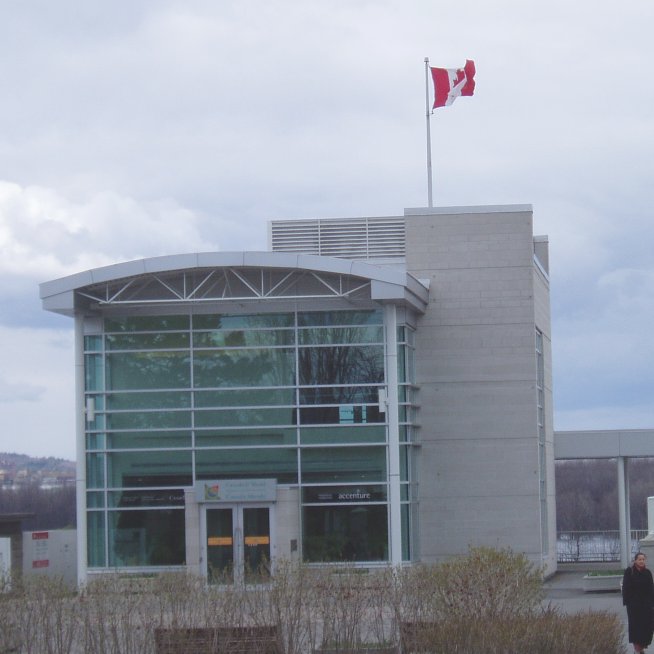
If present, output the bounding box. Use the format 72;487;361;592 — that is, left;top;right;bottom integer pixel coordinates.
84;308;416;569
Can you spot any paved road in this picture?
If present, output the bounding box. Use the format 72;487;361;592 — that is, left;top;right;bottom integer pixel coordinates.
543;568;630;651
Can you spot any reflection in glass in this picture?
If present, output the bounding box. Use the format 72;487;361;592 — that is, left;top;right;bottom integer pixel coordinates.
108;509;185;566
299;425;385;445
298;326;383;345
107;352;191;390
195;388;294;408
206;508;234;584
298;310;382;326
196;447;297;483
300;446;386;482
303;504;388;562
87;511;106;567
195;427;296;448
107;450;192;488
194;407;296;428
194;348;295;387
107;391;192;411
105;315;189;332
193;329;294;348
85;354;104;391
193;313;294;330
298;345;383;386
106;332;189;350
300;386;380;405
107;431;191;449
107;410;191;430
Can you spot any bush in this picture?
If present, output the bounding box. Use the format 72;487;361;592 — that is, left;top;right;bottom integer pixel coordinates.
391;546;543;627
407;608;625;654
0;550;627;653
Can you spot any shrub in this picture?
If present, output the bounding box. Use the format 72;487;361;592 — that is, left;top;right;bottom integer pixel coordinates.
0;550;626;653
407;607;625;654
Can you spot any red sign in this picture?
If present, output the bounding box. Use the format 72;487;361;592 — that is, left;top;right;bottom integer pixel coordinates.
33;560;49;568
32;532;49;540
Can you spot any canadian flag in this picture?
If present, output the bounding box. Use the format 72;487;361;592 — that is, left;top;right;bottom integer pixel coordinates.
430;60;476;109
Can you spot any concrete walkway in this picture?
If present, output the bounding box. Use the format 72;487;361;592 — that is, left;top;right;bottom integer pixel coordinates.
543;564;630;652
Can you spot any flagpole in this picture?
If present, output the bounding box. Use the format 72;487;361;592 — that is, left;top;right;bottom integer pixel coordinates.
424;57;433;207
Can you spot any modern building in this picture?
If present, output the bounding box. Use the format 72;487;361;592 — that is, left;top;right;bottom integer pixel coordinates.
40;204;556;585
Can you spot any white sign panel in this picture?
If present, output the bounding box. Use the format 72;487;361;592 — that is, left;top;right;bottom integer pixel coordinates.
195;478;277;503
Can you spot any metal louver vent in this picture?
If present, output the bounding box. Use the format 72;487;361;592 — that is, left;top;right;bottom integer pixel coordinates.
269;216;405;260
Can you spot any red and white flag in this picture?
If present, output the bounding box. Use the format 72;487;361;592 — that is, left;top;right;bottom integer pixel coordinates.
430;60;476;109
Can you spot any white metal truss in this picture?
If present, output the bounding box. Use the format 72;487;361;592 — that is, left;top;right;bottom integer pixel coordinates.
76;266;374;307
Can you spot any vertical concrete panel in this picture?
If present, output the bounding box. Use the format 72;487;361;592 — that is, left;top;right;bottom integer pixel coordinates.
275;487;300;562
184;489;201;575
404;207;554;567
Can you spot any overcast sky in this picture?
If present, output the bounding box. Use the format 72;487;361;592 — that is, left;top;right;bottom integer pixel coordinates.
0;0;652;460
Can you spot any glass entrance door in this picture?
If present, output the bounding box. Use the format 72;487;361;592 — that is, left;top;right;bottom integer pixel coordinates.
205;504;271;584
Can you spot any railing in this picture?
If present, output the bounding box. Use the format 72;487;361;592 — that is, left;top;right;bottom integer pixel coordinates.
557;530;649;563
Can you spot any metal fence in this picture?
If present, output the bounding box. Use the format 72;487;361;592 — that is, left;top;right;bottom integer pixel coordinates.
557;530;649;563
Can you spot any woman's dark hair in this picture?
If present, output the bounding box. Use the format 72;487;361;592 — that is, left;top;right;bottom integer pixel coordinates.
634;551;646;560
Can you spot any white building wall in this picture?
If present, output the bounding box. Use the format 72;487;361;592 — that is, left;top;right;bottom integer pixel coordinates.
405;207;555;570
533;259;557;574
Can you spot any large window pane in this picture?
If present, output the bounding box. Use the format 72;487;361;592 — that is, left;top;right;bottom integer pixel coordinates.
195;448;297;483
87;511;106;567
302;485;387;504
107;391;191;410
195;427;297;447
193;348;295;387
298;310;382;327
301;446;386;482
86;453;105;488
108;489;185;508
87;491;104;508
85;335;102;351
303;505;388;562
193;329;294;348
85;354;104;391
195;388;295;408
193;313;294;330
107;431;191;449
298;326;383;345
194;407;296;428
298;345;384;386
105;315;189;332
108;509;185;566
300;425;385;445
106;410;191;430
299;386;380;404
106;352;191;390
86;433;105;450
106;332;189;350
300;404;383;425
107;450;192;487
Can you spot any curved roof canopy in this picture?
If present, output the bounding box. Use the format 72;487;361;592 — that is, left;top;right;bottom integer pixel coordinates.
40;251;430;317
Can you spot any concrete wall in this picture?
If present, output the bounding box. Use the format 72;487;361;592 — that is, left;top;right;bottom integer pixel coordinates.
275;487;300;562
405;207;555;571
185;489;202;576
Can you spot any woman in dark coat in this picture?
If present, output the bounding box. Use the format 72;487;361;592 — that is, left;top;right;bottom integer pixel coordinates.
623;552;654;653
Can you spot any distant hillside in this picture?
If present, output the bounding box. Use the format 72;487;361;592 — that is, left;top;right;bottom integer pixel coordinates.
0;452;75;488
0;453;76;530
0;452;75;470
